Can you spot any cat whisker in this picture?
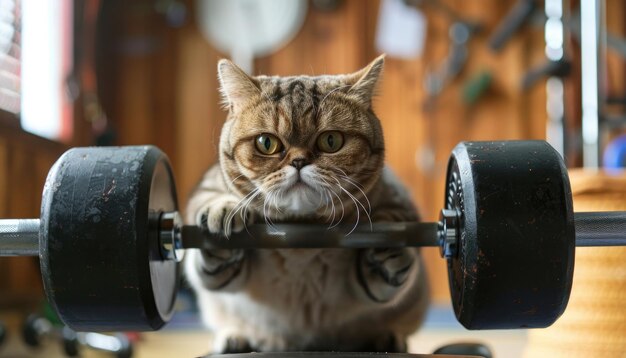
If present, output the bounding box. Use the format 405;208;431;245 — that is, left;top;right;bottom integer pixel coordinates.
241;190;263;236
262;191;280;233
318;187;334;226
227;174;245;189
224;187;261;238
333;177;373;234
339;185;360;236
272;189;283;214
223;189;254;232
337;174;372;215
332;169;373;215
316;176;345;228
325;189;336;224
322;189;331;221
309;170;350;227
239;189;262;220
301;180;331;218
319;85;351;107
316;85;352;121
335;169;367;191
318;186;325;208
335;169;358;186
318;187;332;220
327;189;341;228
327;189;345;229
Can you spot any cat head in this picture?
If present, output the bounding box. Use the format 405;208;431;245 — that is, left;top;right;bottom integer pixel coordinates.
217;56;386;221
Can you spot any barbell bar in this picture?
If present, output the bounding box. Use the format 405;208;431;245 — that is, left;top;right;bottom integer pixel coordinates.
0;141;625;332
4;212;625;255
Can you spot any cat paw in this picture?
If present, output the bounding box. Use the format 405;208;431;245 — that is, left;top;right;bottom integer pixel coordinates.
193;198;251;290
213;334;254;354
372;332;407;353
196;196;253;236
358;248;415;302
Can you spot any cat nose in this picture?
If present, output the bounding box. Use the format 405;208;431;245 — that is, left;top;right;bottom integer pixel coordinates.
291;158;309;170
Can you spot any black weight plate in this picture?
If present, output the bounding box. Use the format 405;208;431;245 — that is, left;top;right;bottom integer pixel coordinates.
445;141;575;329
205;354;471;358
40;146;179;331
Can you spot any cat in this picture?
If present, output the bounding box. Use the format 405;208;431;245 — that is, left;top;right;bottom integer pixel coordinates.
183;55;429;353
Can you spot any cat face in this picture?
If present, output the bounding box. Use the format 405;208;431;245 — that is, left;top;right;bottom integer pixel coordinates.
218;57;386;220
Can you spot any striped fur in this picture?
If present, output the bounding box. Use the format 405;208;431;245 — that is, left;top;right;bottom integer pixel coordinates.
184;56;429;353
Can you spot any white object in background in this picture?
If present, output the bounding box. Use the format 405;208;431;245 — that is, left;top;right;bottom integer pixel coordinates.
376;0;427;60
21;0;70;140
196;0;308;74
580;0;601;168
0;0;15;56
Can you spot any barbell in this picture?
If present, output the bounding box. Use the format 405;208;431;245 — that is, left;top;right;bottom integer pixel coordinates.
0;141;625;332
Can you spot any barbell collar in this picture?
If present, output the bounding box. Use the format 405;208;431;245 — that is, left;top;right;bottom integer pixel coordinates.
0;219;39;256
438;209;459;259
158;212;184;262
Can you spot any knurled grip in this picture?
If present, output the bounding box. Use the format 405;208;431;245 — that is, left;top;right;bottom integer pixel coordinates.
180;222;440;250
0;219;40;256
575;212;626;246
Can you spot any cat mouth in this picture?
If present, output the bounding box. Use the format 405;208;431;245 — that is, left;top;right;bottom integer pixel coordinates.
290;179;309;190
287;177;313;192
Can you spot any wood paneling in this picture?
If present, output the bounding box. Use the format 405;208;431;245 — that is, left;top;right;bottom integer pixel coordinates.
0;137;7;218
174;23;224;204
255;1;373;75
6;0;624;313
0;121;66;305
100;0;557;303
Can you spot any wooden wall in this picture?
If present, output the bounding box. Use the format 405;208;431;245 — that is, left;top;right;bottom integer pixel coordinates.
0;0;94;309
98;0;553;302
0;120;66;309
8;0;622;307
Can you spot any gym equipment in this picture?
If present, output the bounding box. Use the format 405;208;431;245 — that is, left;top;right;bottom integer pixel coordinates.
488;0;535;52
0;320;5;347
1;141;626;331
603;134;626;168
23;314;133;358
205;354;478;358
442;140;573;329
432;342;491;358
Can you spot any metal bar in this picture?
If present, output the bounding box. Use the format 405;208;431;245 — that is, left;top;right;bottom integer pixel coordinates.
575;212;626;246
0;219;40;256
180;222;440;250
544;0;567;157
580;0;603;167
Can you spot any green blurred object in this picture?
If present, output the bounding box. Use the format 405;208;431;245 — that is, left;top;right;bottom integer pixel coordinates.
463;70;493;105
43;301;63;326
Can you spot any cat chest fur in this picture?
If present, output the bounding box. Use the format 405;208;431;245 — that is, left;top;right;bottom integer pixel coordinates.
243;248;362;331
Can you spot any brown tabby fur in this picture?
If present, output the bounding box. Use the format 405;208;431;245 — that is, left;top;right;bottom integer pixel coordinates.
184;56;428;353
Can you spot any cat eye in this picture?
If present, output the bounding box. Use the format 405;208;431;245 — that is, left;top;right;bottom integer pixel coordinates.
255;134;283;155
317;131;344;153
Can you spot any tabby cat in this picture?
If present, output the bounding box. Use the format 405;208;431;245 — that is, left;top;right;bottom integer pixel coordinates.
184;56;429;353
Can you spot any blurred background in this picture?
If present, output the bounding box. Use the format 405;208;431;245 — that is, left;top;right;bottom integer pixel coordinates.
0;0;625;357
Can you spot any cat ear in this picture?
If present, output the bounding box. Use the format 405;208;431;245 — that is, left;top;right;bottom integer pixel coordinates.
217;59;261;112
346;54;385;108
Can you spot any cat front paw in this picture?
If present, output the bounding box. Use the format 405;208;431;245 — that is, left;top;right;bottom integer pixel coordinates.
192;196;252;291
377;333;407;353
222;336;254;354
358;248;415;303
212;333;255;354
196;196;253;237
